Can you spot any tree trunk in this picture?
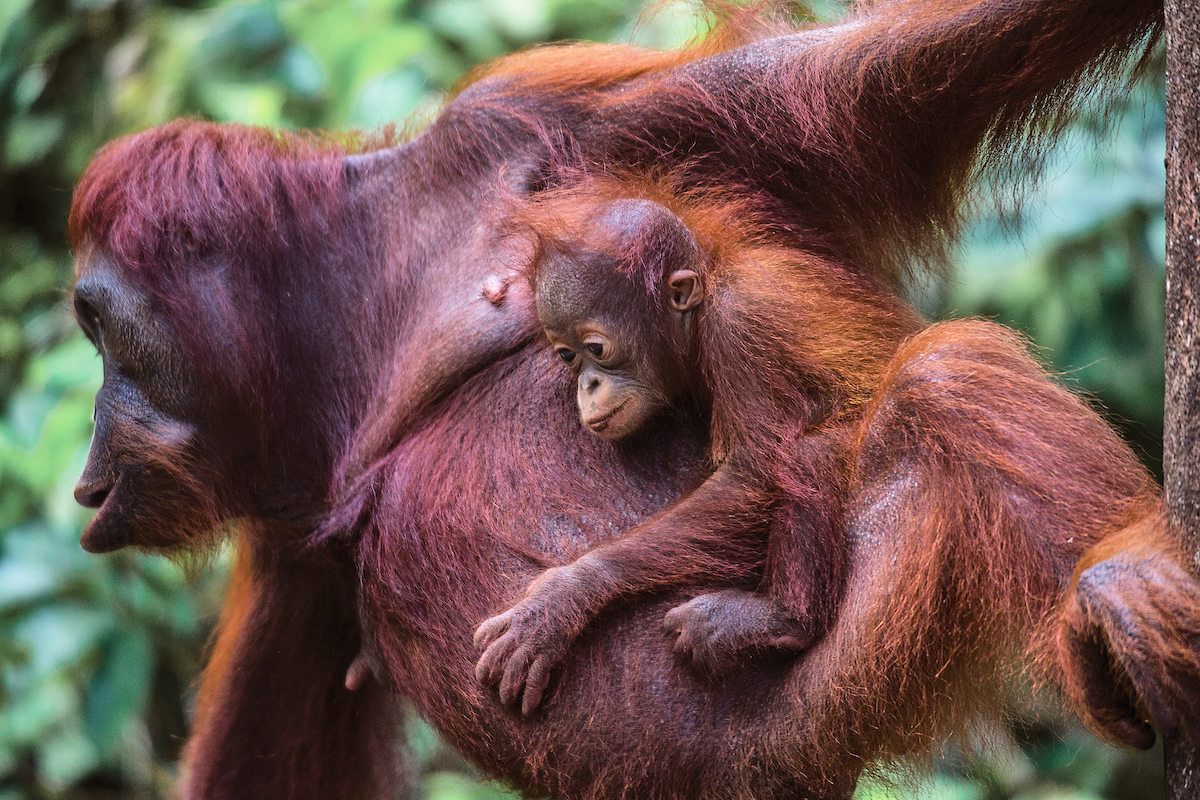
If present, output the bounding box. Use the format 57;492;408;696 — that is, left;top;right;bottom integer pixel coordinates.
1164;0;1200;796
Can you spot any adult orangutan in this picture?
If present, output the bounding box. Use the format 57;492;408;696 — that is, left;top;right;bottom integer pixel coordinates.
66;0;1197;798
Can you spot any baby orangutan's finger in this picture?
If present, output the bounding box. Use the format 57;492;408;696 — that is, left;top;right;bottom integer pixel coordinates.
522;656;554;716
476;631;519;686
499;645;535;706
474;610;513;650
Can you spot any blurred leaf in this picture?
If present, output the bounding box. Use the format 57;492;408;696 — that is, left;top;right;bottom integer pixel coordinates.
44;441;92;532
485;0;551;41
0;320;22;362
200;80;286;124
345;24;431;89
26;336;103;395
0;558;57;607
31;21;76;63
0;679;76;745
0;392;95;495
201;2;287;75
37;723;99;788
276;42;325;97
1012;789;1103;800
3;389;56;450
85;629;154;754
423;0;507;59
4;114;64;168
10;605;112;677
0;0;34;47
13;65;49;112
0;254;60;313
349;66;426;127
916;776;986;800
628;0;711;48
425;771;522;800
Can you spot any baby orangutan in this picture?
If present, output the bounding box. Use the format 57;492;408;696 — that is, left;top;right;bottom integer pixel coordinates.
474;190;921;715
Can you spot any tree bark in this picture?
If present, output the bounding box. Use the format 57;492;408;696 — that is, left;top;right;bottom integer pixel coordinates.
1164;1;1200;796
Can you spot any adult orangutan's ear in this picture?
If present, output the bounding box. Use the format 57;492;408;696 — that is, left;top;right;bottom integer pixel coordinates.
667;269;702;312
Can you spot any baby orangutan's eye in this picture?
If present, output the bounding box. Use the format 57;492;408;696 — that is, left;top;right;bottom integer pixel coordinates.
556;347;577;364
585;343;605;358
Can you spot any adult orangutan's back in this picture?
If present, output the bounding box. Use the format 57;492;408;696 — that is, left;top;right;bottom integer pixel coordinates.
64;1;1192;798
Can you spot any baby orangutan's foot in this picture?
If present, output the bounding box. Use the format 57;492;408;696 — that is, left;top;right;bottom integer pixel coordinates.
663;589;814;679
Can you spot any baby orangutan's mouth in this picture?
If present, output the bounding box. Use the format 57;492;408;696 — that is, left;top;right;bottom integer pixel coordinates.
585;400;628;433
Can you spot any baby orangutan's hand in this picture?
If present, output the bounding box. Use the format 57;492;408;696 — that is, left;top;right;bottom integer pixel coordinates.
474;565;592;716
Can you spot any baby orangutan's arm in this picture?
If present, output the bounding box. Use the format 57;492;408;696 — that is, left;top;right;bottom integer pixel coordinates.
474;461;814;715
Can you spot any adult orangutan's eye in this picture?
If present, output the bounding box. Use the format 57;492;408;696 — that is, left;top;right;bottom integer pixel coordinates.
556;347;576;364
74;295;103;347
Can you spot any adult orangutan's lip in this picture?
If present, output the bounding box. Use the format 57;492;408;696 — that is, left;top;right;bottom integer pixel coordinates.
79;476;132;553
585;400;628;431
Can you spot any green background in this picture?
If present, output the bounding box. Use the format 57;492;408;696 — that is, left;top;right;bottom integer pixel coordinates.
0;0;1167;797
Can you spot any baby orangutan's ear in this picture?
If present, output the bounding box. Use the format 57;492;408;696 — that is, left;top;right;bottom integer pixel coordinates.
667;269;702;312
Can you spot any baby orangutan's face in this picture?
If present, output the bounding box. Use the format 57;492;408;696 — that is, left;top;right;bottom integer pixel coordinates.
533;213;704;441
544;321;670;440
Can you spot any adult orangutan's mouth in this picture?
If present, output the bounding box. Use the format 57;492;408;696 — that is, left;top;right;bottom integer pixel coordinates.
585;400;628;432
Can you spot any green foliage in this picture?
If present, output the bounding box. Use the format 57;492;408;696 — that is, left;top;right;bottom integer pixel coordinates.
0;0;1167;798
0;335;229;795
855;713;1164;800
